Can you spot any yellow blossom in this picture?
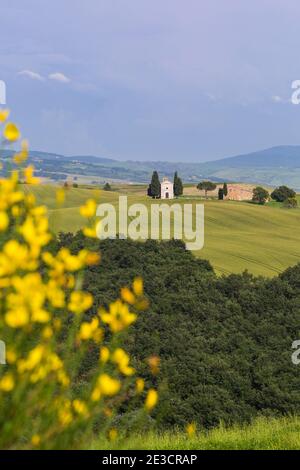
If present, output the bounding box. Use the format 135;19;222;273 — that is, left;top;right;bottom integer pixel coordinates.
136;378;145;394
186;422;197;437
80;199;97;218
3;122;20;141
58;408;73;426
11;205;21;217
91;387;101;402
133;277;143;296
120;287;136;305
5;308;29;328
99;300;137;333
0;240;38;277
6;349;17;364
79;317;102;341
83;226;97;238
0;211;9;231
23;165;40;185
148;355;160;375
85;251;100;266
100;346;110;363
46;280;65;308
108;428;118;441
42;326;53;339
0;109;9;123
0;373;15;392
92;374;121;400
68;291;93;314
13;140;29;164
31;435;41;447
5;273;49;327
18;345;44;373
145;389;158;411
112;348;135;376
19;214;51;249
72;399;88;417
57;369;70;387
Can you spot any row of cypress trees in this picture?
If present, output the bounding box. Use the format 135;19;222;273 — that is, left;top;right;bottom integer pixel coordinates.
147;171;183;198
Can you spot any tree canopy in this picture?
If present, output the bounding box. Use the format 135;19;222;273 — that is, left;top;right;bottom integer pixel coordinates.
173;172;183;197
148;171;161;198
252;186;269;204
197;181;217;198
271;186;296;202
56;233;300;430
103;182;112;191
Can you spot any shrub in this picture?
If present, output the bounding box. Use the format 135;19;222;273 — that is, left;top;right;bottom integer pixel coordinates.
66;236;300;429
283;197;298;208
252;186;269;204
103;182;112;191
197;181;217;199
271;186;296;202
0;112;157;449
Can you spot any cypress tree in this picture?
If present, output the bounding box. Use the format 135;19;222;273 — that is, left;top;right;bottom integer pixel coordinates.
223;183;228;197
178;176;183;196
174;172;183;197
149;171;160;198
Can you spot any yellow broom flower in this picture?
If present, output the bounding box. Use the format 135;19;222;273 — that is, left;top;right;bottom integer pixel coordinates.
0;109;10;123
3;122;20;142
145;389;158;411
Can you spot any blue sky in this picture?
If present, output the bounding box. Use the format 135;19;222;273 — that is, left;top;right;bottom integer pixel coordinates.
1;0;300;161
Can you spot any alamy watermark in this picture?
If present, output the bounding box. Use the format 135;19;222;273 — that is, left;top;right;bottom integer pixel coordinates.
0;80;6;105
291;340;300;365
0;340;6;365
95;196;204;251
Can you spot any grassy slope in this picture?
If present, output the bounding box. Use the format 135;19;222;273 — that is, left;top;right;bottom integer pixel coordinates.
23;184;300;277
91;416;300;450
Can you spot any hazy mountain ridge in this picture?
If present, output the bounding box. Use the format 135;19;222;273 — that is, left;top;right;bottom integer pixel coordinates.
2;145;300;188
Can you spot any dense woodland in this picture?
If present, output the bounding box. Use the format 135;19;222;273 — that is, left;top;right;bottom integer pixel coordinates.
55;233;300;429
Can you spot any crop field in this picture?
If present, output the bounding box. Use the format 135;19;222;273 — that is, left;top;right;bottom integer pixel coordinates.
22;183;300;277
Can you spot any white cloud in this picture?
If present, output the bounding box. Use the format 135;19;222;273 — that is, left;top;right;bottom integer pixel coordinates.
271;95;283;103
48;72;70;83
18;70;44;81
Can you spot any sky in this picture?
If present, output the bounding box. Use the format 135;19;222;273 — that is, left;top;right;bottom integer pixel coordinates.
1;0;300;162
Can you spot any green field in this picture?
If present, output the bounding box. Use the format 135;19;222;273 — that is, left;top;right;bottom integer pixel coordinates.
23;183;300;277
91;416;300;450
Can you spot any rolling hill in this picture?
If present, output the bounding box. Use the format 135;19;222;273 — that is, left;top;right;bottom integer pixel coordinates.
3;145;300;187
22;183;300;277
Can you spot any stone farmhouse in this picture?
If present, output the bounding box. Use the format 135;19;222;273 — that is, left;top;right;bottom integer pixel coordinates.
224;184;253;201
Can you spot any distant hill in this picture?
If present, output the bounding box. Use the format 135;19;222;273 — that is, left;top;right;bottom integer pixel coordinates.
2;145;300;188
199;146;300;189
204;146;300;168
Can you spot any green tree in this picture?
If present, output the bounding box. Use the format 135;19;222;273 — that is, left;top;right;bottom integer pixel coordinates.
173;172;183;197
252;186;269;205
103;182;112;191
59;233;300;430
283;197;298;208
197;181;217;199
223;183;228;197
149;171;160;198
271;185;296;202
218;188;224;200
